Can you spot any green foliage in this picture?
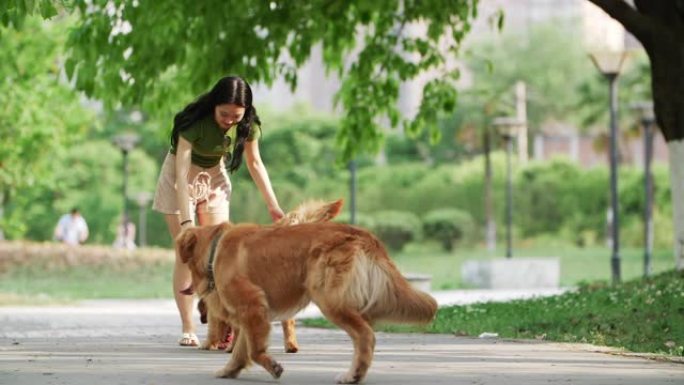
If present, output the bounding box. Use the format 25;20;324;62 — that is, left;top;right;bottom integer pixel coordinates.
335;213;375;232
56;0;479;161
422;208;474;251
0;17;94;199
226;107;350;224
256;109;339;186
0;0;69;29
435;21;597;151
0;16;99;239
433;269;684;356
369;210;422;252
229;137;673;252
348;156;670;249
356;163;434;213
384;132;431;163
4;140;158;243
348;155;507;234
516;159;604;237
515;158;671;248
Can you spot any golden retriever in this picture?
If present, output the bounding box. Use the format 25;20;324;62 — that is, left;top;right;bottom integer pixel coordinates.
177;201;437;384
191;199;345;353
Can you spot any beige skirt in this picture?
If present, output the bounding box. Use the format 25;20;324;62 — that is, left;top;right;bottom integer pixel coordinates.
152;153;231;216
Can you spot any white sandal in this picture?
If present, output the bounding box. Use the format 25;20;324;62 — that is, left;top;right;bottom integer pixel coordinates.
178;332;199;347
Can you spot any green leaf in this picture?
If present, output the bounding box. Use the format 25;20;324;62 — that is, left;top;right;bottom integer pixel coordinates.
497;10;505;30
64;56;76;79
40;0;58;19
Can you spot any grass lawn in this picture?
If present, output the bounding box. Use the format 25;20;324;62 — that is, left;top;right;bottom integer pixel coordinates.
0;243;676;302
395;242;676;289
303;269;684;356
0;262;174;303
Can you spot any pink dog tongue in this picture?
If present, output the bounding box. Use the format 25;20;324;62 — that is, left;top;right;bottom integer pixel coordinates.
180;285;194;295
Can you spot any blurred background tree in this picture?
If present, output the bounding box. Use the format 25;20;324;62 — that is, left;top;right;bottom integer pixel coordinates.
0;16;94;238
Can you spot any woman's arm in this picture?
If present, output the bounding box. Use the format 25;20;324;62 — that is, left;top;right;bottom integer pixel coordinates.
175;136;194;227
244;140;284;221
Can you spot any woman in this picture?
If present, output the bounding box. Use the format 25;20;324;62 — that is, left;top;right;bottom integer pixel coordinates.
152;76;284;347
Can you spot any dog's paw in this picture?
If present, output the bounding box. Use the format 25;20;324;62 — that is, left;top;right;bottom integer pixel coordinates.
270;361;284;379
284;342;299;353
215;367;241;379
335;372;361;384
199;340;217;351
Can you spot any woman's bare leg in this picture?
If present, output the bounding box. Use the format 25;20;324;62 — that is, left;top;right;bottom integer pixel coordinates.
166;214;196;344
197;203;231;347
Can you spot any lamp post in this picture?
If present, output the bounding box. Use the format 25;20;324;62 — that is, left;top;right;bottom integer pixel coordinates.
631;101;655;277
589;50;627;285
112;133;140;242
134;191;153;247
493;117;524;259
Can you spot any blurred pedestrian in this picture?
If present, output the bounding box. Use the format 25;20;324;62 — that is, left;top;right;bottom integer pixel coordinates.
113;215;137;250
53;208;89;245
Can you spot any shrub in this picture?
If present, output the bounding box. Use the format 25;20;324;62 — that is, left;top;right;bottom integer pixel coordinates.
423;209;474;251
335;212;375;230
356;163;435;213
369;211;422;252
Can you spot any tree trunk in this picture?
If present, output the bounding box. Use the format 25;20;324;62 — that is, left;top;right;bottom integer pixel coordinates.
669;140;684;270
646;29;684;271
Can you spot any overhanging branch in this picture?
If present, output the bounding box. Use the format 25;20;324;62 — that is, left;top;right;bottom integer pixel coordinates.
587;0;653;45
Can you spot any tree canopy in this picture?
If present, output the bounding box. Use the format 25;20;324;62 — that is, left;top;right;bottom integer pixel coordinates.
37;0;480;161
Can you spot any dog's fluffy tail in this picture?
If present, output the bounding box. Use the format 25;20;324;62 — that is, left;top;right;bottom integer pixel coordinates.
345;238;438;325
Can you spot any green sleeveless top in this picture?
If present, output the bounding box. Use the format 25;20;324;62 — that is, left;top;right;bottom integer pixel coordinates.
170;115;261;168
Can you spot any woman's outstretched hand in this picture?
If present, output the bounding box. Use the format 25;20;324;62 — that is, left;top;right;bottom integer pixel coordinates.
269;206;285;222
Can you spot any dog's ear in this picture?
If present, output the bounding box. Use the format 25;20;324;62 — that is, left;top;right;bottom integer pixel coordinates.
176;229;198;264
324;199;344;221
302;199;344;223
198;298;208;324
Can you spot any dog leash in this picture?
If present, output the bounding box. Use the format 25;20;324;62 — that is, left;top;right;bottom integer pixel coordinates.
205;233;220;293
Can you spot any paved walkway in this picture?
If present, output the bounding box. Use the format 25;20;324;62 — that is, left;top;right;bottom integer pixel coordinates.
0;291;682;385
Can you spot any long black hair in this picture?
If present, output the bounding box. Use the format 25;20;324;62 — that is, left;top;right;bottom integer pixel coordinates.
171;76;261;173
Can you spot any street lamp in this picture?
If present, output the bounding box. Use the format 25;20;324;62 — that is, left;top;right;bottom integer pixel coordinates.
589;49;628;284
631;101;656;277
134;191;153;247
493;117;525;259
112;133;140;242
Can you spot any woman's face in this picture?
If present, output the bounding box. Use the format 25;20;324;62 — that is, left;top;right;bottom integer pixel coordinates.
214;103;246;130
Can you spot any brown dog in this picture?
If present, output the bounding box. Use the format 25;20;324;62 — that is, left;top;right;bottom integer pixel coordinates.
191;199;344;353
177;204;437;384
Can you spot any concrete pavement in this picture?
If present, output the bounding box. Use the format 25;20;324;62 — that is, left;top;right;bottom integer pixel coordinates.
0;294;682;385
